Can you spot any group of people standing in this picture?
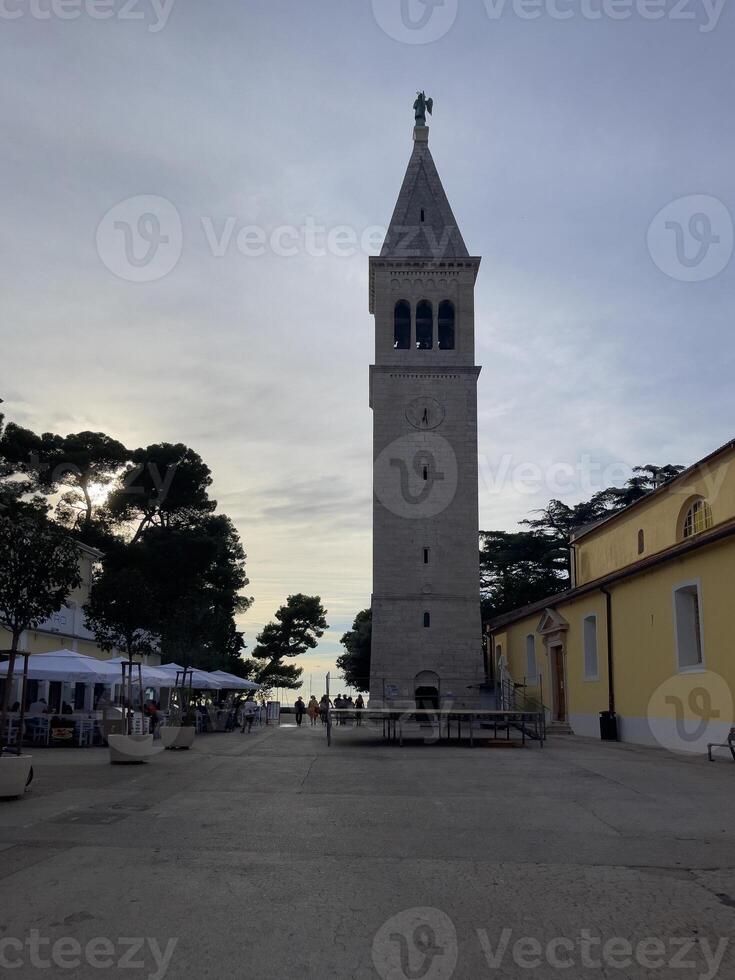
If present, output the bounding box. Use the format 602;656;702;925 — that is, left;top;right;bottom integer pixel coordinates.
293;694;365;727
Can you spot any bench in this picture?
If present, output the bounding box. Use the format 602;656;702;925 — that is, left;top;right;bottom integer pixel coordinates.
707;727;735;762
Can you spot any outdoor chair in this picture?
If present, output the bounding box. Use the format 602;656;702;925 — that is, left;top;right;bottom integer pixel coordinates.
27;717;50;746
78;719;95;748
2;718;20;747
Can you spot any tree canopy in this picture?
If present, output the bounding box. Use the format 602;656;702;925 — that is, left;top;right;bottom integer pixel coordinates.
481;462;684;622
0;501;82;741
336;608;372;693
0;411;254;678
250;594;329;692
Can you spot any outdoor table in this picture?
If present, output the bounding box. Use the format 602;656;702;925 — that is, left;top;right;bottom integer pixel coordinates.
328;708;545;748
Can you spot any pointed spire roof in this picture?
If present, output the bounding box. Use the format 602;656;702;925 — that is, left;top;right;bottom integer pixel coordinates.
380;127;469;260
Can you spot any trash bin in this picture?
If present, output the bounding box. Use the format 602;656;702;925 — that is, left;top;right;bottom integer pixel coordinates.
600;710;619;741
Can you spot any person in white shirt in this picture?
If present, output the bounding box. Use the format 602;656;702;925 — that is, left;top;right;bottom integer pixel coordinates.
240;696;258;734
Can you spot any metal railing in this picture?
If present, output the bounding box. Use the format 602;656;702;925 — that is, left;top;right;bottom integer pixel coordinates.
497;677;548;743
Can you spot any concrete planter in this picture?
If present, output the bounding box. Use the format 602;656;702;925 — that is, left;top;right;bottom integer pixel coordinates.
0;755;33;799
108;734;159;764
160;726;196;750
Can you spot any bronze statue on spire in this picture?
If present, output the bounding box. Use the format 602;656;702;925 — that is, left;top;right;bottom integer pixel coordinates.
414;91;433;128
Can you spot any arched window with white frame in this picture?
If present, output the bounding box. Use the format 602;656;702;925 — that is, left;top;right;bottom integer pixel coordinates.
681;497;713;540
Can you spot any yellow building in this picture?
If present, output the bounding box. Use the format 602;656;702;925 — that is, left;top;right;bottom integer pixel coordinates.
488;439;735;752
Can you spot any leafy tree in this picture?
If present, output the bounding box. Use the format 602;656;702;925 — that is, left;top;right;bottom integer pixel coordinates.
84;561;160;735
142;515;252;670
337;608;372;693
251;595;328;691
0;503;82;745
0;415;35;510
594;464;685;511
480;530;566;622
105;443;215;543
0;425;129;538
84;563;159;662
482;462;685;624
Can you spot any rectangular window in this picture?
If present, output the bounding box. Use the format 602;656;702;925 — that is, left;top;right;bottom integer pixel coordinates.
583;615;598;680
674;584;704;669
525;634;537;681
423;612;431;628
423;548;430;565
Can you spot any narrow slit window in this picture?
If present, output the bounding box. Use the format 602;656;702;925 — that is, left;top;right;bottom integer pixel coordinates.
638;529;645;555
438;300;455;350
422;465;429;481
420;209;425;222
393;300;411;350
423;612;431;628
423;548;430;564
416;300;433;350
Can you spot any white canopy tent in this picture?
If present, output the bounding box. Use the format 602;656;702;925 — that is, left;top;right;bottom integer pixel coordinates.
104;658;176;686
154;664;224;690
209;670;260;691
0;650;121;684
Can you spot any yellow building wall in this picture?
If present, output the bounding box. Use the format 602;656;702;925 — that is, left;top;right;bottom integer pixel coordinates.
575;447;735;585
610;538;731;719
496;533;734;748
501;592;610;722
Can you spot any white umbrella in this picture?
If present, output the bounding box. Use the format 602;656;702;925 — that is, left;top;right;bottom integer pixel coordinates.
210;670;260;691
0;649;120;684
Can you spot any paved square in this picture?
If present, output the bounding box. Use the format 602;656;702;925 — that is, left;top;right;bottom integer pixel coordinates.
1;726;734;978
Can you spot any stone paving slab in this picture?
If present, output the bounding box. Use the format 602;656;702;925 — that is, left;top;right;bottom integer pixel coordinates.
0;725;733;979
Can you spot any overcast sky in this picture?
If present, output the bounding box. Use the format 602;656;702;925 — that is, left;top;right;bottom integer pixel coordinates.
1;0;733;695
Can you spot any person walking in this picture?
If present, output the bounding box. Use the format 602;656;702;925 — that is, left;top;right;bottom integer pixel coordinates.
240;695;258;734
355;693;365;726
294;696;306;727
319;694;331;726
307;696;320;726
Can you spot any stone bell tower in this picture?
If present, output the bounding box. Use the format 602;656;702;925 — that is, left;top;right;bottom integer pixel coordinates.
368;99;483;707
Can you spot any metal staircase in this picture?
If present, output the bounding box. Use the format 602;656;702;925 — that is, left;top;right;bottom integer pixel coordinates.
496;678;548;743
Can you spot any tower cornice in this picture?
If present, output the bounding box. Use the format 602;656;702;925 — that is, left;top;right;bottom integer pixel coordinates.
369;256;481;313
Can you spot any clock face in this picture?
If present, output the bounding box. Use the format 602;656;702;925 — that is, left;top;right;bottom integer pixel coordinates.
405;396;445;430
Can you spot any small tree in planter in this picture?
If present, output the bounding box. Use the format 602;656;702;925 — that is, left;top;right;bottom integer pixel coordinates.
84;565;158;735
0;503;81;750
